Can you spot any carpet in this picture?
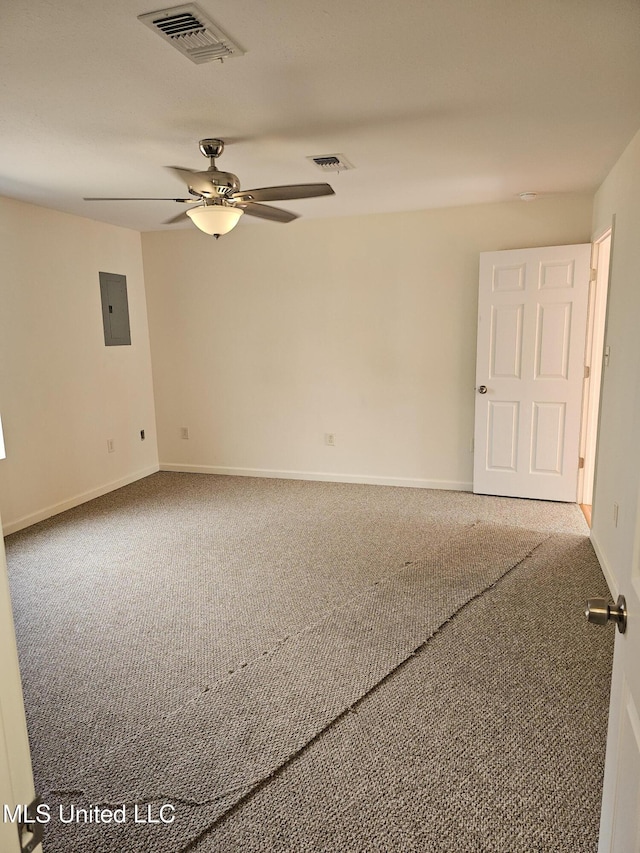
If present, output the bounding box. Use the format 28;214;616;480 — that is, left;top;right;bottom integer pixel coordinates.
4;474;611;852
201;533;610;853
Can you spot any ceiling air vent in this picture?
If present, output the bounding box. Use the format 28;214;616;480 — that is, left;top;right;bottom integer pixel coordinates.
307;154;354;173
138;4;245;64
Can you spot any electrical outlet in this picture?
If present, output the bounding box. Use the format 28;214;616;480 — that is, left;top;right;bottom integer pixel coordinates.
180;427;190;440
325;433;336;446
107;438;115;453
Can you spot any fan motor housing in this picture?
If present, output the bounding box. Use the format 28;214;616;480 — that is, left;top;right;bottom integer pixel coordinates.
192;170;240;197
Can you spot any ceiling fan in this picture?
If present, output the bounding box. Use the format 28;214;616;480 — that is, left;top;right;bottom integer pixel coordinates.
84;139;335;237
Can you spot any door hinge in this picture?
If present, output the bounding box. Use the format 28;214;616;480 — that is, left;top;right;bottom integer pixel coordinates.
590;268;597;282
579;457;585;469
584;364;590;379
18;797;44;853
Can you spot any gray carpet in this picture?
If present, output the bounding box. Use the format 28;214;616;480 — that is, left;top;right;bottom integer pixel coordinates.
201;534;610;853
4;473;612;852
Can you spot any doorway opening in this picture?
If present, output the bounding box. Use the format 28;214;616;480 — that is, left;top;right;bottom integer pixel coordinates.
578;228;612;526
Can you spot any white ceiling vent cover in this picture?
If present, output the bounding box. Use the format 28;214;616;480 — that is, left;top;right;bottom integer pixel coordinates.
138;4;245;64
307;154;354;173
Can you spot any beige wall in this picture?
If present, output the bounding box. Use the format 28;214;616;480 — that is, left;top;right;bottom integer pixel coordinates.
0;191;595;533
590;127;640;588
142;194;593;489
0;197;158;533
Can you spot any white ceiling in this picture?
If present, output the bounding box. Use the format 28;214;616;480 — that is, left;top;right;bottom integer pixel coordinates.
2;0;640;232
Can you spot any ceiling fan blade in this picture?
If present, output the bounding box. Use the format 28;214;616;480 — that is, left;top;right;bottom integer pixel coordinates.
84;197;196;202
167;165;198;178
163;210;191;225
238;202;299;223
166;166;215;197
232;183;334;203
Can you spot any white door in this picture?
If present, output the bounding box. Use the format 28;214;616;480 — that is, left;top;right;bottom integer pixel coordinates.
0;512;39;853
0;417;39;852
596;483;640;851
473;244;591;501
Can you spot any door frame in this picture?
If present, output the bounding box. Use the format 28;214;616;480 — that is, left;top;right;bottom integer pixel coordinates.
0;505;39;853
578;226;613;514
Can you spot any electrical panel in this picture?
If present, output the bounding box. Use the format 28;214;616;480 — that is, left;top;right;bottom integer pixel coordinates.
99;272;131;346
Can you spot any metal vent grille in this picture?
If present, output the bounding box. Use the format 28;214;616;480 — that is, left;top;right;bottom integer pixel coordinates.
138;4;245;64
307;154;354;172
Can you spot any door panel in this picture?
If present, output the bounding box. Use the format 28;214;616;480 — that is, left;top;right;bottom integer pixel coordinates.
474;244;591;501
531;402;565;474
598;480;640;851
487;402;519;470
491;304;523;377
535;302;571;378
609;682;640;851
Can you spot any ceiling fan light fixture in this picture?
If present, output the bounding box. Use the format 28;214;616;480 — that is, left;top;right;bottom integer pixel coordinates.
186;205;243;236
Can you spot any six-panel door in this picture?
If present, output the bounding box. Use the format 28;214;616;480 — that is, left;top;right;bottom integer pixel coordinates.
473;244;591;501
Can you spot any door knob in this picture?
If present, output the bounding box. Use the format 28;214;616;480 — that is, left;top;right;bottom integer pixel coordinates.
477;385;488;394
585;595;627;634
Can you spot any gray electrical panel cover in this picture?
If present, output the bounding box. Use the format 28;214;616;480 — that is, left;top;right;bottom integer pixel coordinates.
99;272;131;346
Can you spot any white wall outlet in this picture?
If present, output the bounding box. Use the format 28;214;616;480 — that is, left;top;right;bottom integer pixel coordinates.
325;433;336;446
107;438;115;453
180;427;190;440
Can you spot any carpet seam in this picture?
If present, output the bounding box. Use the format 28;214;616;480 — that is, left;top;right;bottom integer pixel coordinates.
47;532;552;853
46;521;483;791
176;532;553;851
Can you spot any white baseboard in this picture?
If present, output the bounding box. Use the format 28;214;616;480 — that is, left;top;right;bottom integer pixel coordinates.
3;464;472;536
589;530;618;599
159;462;472;492
2;464;160;535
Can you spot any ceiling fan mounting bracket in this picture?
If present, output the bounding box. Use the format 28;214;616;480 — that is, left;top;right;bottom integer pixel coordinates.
199;138;225;160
